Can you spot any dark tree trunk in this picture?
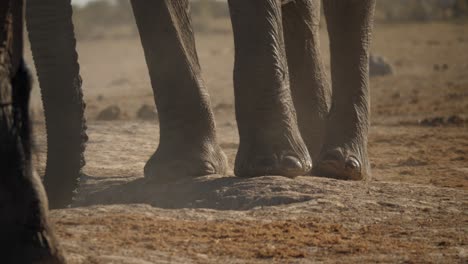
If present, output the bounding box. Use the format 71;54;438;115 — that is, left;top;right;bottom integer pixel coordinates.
26;0;87;208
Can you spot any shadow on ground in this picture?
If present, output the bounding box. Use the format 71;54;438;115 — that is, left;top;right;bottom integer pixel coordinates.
74;174;336;210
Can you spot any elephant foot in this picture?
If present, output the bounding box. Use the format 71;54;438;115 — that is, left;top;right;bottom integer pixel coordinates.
15;231;66;264
314;146;370;181
3;182;66;263
235;131;312;178
144;142;228;182
313;99;370;180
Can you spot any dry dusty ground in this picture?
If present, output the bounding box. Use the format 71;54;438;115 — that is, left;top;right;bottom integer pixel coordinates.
25;21;467;263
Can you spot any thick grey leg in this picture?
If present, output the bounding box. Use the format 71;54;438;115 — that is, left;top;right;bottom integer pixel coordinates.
27;0;87;208
315;0;376;180
0;64;65;264
228;0;312;177
0;1;65;262
282;0;331;161
131;0;227;181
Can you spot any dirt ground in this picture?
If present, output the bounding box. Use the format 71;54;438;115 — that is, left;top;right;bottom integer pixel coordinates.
25;20;467;263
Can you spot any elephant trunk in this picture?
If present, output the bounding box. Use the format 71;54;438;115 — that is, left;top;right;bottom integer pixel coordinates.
26;0;87;209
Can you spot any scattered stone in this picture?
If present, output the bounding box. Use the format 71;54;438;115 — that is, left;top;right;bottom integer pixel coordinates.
214;103;232;112
394;59;405;67
397;157;428;167
427;40;440;46
109;77;130;87
421;116;445;126
447;114;465;125
399;170;412;175
434;63;449;71
97;105;121;121
410;97;419;104
137;104;158;121
451;156;465;161
369;54;393;77
419;115;466;127
391;92;401;100
97;94;104;101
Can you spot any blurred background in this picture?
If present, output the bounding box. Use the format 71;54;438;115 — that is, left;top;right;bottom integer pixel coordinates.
69;0;468;39
26;0;467;187
27;0;467;117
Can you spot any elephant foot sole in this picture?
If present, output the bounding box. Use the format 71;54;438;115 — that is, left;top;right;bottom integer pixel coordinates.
313;146;370;181
144;142;229;183
234;133;312;178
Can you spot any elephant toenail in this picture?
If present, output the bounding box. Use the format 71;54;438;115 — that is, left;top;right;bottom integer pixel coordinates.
322;150;342;162
203;162;216;174
345;157;360;171
281;156;303;174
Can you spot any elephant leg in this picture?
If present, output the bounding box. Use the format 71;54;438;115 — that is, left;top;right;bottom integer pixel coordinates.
228;0;312;177
0;1;65;262
282;0;331;161
26;0;87;208
131;0;228;181
314;0;376;180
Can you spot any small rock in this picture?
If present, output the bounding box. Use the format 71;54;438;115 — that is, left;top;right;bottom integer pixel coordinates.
434;63;449;72
398;157;428;167
410;97;419;104
420;116;445;127
97;105;121;121
369;54;393;77
109;77;129;87
419;115;466;127
391;92;401;100
97;94;104;101
137;104;158;121
214;103;232;112
447;115;464;125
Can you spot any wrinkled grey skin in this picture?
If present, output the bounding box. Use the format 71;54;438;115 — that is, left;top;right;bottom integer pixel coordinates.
27;0;87;209
225;0;377;180
317;0;375;180
28;0;375;209
139;0;375;180
0;1;65;262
